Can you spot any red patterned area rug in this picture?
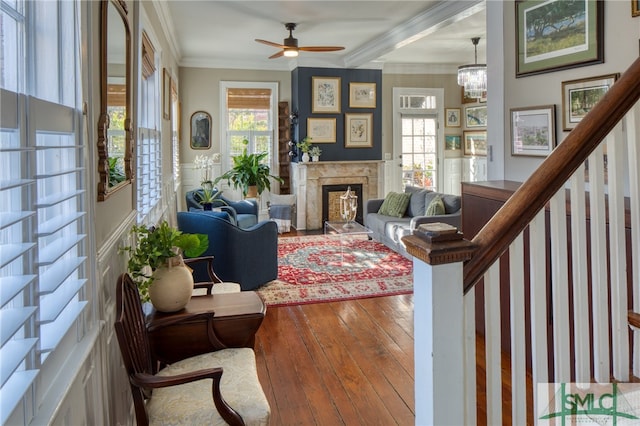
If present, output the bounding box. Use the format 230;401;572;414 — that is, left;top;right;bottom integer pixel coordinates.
257;234;413;307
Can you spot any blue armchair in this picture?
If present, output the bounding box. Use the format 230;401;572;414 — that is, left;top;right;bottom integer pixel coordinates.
185;189;258;229
177;211;278;291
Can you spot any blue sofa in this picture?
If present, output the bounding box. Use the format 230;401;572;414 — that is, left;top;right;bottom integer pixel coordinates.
185;189;258;229
177;211;278;291
365;186;461;259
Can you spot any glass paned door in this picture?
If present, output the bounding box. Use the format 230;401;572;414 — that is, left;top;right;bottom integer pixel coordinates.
401;115;437;190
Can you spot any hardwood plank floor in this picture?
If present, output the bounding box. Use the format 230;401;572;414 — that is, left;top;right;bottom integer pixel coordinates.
254;294;415;426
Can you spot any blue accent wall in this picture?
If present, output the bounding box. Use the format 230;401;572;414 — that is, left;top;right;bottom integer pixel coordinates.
291;67;382;162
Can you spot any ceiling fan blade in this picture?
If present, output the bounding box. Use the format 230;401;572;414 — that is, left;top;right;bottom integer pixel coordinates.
255;39;286;49
298;46;345;52
268;50;285;59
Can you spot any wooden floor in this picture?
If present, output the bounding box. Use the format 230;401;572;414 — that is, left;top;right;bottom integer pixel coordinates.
253;294;415;426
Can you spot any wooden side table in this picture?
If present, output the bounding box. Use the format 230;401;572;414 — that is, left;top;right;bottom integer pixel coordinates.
146;291;266;365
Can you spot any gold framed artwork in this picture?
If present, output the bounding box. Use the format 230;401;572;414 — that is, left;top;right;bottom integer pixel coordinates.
465;105;487;128
561;73;619;131
345;113;373;148
312;76;341;113
445;108;461;127
463;130;487;156
349;82;376;108
190;111;211;149
633;0;639;17
307;118;336;143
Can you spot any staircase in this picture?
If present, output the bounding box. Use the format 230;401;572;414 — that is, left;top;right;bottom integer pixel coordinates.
405;56;640;425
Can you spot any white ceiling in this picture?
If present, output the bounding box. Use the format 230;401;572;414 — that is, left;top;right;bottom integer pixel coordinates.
156;0;487;73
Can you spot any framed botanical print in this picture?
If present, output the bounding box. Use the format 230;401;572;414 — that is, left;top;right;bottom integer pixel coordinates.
312;76;341;113
463;130;487;156
344;113;373;148
516;0;604;77
561;73;618;130
349;82;376;108
307;118;336;143
511;105;556;157
190;111;211;149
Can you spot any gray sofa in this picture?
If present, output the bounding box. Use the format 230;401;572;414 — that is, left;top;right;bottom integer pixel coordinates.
365;186;462;258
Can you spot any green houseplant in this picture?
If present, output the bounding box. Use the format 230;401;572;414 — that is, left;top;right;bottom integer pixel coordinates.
215;139;283;197
122;221;208;304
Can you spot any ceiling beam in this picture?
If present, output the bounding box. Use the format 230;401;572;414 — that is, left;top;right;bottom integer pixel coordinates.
342;0;485;68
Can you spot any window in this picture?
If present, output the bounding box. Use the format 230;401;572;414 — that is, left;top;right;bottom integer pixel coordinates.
137;29;162;223
0;1;87;423
220;82;278;198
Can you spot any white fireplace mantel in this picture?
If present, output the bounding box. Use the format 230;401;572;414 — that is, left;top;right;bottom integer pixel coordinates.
290;160;385;230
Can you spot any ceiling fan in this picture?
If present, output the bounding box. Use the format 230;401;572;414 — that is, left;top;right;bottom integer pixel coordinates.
255;23;345;59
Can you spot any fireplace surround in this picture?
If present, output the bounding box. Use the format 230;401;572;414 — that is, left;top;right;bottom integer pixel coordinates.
290;161;384;230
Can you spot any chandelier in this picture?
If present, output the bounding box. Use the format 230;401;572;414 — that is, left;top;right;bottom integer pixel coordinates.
457;37;487;99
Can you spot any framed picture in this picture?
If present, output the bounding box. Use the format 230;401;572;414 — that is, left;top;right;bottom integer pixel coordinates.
445;135;462;151
163;68;171;120
312;76;341;113
511;105;556;157
561;73;619;130
462;87;486;104
463;130;487;156
516;0;604;77
307;118;336;143
345;113;373;148
190;111;211;149
349;82;376;108
465;105;487;128
445;108;461;127
633;0;640;17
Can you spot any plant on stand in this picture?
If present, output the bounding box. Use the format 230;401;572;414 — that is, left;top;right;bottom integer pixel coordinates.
296;137;312;162
122;221;208;312
309;146;322;162
215;138;283;198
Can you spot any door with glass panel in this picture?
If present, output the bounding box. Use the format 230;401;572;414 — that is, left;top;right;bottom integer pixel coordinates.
392;88;444;193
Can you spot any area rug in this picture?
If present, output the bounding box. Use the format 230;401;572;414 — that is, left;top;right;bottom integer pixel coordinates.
257;234;413;307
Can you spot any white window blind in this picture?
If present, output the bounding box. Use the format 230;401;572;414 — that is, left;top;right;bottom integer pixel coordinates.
137;34;162;223
0;1;87;423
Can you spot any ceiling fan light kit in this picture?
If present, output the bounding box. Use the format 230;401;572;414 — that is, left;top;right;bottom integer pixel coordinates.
255;22;345;59
458;37;487;99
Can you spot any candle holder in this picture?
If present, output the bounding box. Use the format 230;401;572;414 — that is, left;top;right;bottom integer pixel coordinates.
340;186;358;229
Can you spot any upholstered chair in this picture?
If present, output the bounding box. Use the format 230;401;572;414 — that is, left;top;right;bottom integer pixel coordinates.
177;211;278;290
114;273;270;426
186;189;258;229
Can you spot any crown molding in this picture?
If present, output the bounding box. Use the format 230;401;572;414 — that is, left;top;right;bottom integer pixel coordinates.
152;0;181;61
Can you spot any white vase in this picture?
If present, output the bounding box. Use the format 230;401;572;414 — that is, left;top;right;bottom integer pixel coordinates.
301;152;310;162
312;155;320;162
149;255;194;312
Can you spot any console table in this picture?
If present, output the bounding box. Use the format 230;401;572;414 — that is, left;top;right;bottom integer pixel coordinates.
146;291;266;364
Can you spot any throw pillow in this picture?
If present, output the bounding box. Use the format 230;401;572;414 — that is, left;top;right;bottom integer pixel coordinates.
425;195;445;216
378;192;411;218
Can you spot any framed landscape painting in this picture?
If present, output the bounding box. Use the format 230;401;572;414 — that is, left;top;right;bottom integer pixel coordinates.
463;131;487;156
312;76;341;113
465;105;487;128
561;73;618;130
445;135;462;151
511;105;556;157
516;0;603;77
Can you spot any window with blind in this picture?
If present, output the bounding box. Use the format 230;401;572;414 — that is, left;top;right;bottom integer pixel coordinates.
0;1;87;423
137;30;162;223
221;83;278;186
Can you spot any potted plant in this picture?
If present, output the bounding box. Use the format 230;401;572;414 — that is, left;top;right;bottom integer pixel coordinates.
297;137;312;162
215;138;283;198
194;181;227;210
121;221;208;311
309;146;322;162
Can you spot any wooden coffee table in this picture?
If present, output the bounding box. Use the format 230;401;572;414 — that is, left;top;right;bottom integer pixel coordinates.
146;290;266;365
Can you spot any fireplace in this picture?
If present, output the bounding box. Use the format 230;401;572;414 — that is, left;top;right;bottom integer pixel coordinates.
290;160;384;230
322;184;363;225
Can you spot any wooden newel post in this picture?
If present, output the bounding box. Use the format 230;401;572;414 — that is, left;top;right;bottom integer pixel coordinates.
402;224;476;426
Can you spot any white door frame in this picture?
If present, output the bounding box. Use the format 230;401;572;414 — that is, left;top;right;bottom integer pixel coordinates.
391;87;445;192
